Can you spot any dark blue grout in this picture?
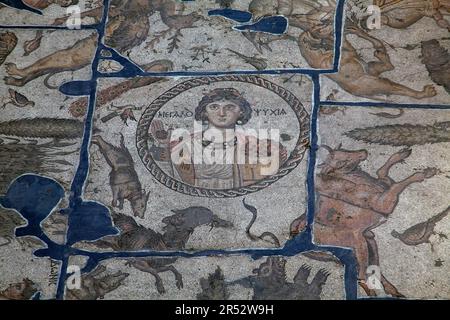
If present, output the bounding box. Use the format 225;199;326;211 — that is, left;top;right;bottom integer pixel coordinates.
102;68;332;77
304;74;358;300
321;100;450;109
4;0;434;301
54;0;111;300
0;24;99;29
332;0;347;71
307;74;320;230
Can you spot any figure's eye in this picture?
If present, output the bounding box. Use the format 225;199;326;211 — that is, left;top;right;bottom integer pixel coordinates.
207;104;219;111
260;266;271;275
225;104;238;111
172;216;183;225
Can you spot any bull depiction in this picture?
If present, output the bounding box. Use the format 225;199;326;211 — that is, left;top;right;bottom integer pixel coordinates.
291;145;437;297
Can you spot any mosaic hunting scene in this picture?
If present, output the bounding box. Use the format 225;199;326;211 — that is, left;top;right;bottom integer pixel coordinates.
0;0;448;300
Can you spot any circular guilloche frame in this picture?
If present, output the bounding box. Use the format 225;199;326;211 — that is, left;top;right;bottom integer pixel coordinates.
136;75;310;197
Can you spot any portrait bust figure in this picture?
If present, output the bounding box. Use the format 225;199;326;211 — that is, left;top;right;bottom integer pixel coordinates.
149;88;287;189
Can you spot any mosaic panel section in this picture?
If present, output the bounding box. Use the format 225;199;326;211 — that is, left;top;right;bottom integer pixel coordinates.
320;0;450;104
101;0;339;72
64;253;346;300
302;106;450;299
77;74;312;251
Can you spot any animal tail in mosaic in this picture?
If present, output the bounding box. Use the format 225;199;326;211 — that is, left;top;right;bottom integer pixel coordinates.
242;198;280;247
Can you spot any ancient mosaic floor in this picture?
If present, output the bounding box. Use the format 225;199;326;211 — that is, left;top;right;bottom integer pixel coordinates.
0;0;449;300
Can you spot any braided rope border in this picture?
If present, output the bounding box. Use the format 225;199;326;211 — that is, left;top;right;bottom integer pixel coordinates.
136;75;310;198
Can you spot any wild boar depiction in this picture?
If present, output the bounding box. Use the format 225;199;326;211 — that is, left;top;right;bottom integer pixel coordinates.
91;134;149;218
290;145;437;297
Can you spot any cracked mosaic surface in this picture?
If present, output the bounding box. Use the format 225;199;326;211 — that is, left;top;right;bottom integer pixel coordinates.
0;0;448;300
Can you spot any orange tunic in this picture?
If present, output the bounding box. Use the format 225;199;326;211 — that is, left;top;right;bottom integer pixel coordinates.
167;131;287;189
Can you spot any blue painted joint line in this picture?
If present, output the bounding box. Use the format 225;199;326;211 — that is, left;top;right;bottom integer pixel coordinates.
0;24;100;30
59;80;95;96
54;0;113;299
208;8;288;35
233;15;288;35
307;74;320;227
95;44;145;77
208;8;253;24
66;201;118;245
321;100;450;109
332;0;347;71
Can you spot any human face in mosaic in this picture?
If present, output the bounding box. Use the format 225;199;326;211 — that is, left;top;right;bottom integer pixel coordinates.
204;99;242;129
